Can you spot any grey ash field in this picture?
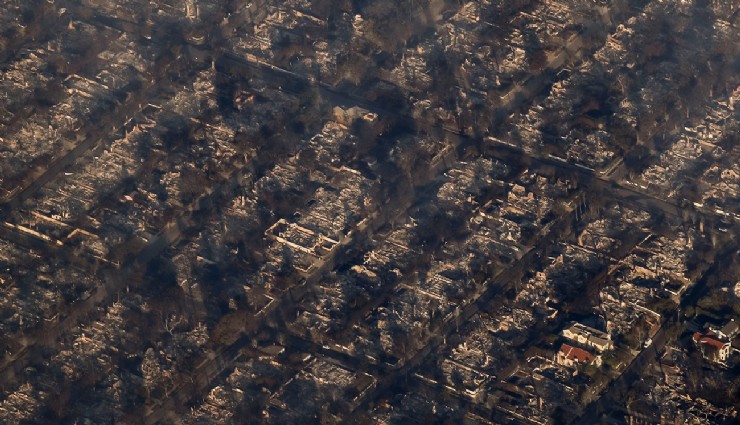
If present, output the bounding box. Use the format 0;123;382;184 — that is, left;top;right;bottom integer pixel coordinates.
0;0;739;424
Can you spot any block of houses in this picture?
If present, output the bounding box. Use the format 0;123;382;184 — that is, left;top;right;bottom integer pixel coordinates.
562;322;613;352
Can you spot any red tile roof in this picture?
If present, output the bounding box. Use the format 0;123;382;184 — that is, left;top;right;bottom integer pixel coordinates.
693;331;727;350
560;343;595;363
